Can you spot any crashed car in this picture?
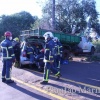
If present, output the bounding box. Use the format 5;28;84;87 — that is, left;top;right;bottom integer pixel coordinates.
20;35;45;71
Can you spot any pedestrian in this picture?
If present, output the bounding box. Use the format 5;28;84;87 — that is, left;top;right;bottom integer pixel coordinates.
1;31;15;84
53;37;63;71
41;32;61;84
12;37;20;67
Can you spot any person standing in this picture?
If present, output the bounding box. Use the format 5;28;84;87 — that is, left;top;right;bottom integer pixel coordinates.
26;42;34;64
53;37;63;71
41;32;61;84
1;31;15;84
12;37;20;67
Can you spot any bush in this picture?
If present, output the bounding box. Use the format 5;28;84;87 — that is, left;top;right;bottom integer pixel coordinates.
92;40;100;53
0;36;5;42
86;55;100;62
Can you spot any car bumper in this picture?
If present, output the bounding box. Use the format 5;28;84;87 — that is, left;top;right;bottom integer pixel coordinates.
20;56;33;65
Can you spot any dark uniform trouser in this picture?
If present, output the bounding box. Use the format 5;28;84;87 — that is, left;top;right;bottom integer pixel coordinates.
54;55;61;69
2;59;12;80
43;62;60;81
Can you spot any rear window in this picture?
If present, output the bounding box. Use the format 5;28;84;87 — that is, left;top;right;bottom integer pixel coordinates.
26;36;45;43
19;35;29;42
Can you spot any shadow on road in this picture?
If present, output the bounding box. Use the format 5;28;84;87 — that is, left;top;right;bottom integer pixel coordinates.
9;82;51;100
44;82;100;100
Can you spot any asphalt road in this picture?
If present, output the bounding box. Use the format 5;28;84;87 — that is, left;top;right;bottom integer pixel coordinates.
0;79;55;100
0;59;100;100
61;61;100;87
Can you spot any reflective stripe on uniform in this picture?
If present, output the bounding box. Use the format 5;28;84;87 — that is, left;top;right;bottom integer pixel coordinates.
27;52;33;54
1;46;13;59
59;46;62;48
1;46;9;58
30;47;34;50
2;76;5;78
45;69;49;81
11;54;15;56
6;78;11;80
3;57;12;59
57;61;60;68
44;59;54;62
8;46;13;49
55;71;60;76
49;56;53;58
45;49;49;51
58;46;62;55
40;58;44;59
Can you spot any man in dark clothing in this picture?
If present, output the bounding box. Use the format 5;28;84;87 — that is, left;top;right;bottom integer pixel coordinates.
53;37;63;71
40;32;61;84
12;37;20;67
1;31;15;84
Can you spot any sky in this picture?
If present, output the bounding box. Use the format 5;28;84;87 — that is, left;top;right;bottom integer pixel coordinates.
0;0;43;18
0;0;99;18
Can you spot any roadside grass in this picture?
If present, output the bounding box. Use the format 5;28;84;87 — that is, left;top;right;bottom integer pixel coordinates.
85;40;100;62
87;39;100;61
92;40;100;53
86;55;100;62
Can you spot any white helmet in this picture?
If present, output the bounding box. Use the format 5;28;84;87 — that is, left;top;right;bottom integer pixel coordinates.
53;37;59;42
43;32;54;40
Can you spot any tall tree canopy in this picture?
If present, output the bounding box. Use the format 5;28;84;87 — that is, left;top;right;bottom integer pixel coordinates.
0;11;37;38
41;0;99;34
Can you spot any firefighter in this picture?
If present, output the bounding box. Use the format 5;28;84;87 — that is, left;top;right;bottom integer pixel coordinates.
1;31;15;84
53;37;63;71
12;37;20;67
40;32;61;84
26;42;34;64
35;49;44;71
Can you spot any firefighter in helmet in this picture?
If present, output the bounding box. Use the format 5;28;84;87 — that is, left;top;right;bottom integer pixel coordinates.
41;32;61;84
53;37;63;71
1;31;15;84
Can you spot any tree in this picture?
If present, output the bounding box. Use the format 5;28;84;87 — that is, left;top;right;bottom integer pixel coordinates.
0;11;37;37
41;0;98;35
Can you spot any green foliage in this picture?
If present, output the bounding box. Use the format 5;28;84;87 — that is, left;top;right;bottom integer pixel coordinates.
0;11;37;38
31;19;40;29
0;36;5;42
92;40;100;53
86;55;100;61
42;0;99;34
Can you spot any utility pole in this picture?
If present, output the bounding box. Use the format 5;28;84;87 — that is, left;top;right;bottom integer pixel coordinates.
52;0;55;30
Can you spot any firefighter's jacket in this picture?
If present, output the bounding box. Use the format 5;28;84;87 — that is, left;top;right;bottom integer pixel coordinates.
57;41;63;55
26;46;34;55
12;41;20;61
12;41;20;56
25;46;34;59
44;39;56;63
1;38;15;60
